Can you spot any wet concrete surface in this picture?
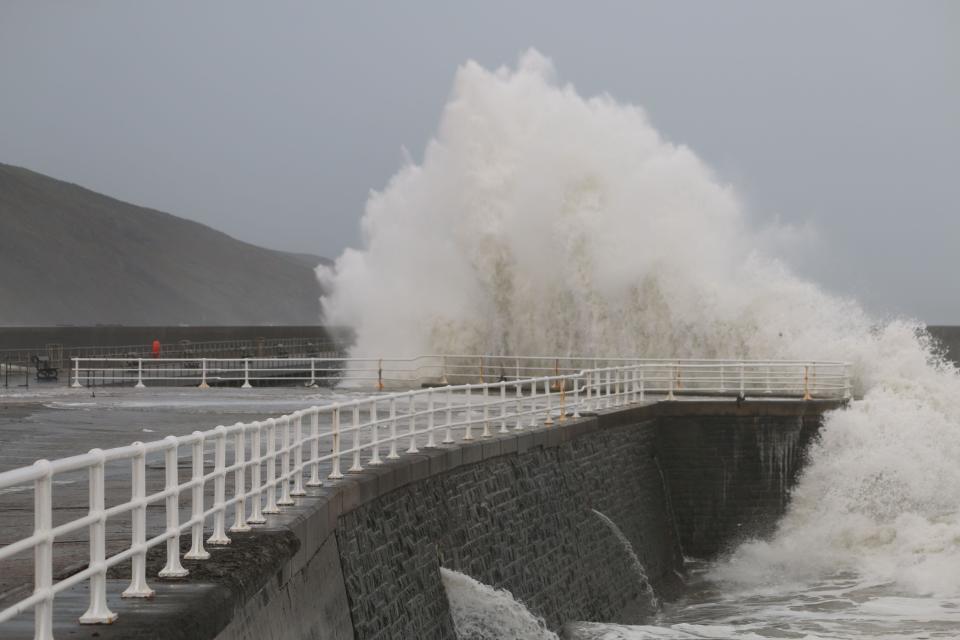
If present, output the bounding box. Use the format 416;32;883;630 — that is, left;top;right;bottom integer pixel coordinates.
0;383;516;611
0;385;360;609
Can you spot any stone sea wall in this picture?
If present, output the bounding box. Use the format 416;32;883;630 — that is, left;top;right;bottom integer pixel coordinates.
62;400;840;640
333;400;841;639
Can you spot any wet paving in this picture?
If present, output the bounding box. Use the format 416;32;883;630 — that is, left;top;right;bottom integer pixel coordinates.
0;382;574;613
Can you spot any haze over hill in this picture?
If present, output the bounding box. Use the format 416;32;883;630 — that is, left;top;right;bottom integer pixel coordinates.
0;163;328;326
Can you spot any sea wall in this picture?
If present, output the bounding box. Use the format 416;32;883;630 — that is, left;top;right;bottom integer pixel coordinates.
337;412;682;639
929;325;960;367
655;402;831;558
334;400;842;639
26;399;841;639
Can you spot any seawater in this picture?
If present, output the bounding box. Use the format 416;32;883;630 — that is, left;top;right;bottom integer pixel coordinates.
445;562;960;639
322;50;960;638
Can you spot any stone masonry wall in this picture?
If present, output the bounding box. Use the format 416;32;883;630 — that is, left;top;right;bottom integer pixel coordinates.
336;416;683;640
334;401;842;639
655;402;831;558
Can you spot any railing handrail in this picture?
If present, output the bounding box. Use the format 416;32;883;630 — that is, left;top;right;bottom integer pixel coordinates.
66;354;850;391
70;354;847;364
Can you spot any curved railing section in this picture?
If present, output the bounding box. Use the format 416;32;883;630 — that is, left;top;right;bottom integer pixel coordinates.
0;359;849;639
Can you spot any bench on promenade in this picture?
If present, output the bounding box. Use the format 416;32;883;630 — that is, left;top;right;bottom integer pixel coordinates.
32;354;59;381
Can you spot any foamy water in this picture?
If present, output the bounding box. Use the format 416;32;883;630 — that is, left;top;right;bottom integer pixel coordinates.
322;51;960;637
442;568;559;640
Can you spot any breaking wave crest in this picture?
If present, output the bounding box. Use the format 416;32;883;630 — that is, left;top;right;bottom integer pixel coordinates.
321;49;960;605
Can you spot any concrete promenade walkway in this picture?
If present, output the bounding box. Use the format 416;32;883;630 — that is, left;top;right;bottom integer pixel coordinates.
0;386;364;609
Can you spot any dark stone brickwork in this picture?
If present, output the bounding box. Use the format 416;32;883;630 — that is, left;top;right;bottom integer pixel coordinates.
656;411;823;558
336;420;683;640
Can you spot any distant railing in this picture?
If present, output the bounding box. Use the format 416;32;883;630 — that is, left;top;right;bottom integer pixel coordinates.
0;358;849;639
0;336;347;372
69;354;851;396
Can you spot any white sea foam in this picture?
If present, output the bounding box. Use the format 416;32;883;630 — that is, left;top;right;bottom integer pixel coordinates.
323;50;960;635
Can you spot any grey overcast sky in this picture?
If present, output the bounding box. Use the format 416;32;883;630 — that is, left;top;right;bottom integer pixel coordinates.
1;2;957;322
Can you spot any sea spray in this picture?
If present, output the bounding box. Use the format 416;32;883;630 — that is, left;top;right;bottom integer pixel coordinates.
321;50;960;600
441;567;559;640
318;49;869;365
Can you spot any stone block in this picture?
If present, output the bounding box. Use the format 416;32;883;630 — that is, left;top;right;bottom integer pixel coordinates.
481;439;501;459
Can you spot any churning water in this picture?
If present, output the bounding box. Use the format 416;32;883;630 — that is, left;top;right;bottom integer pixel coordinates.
320;51;960;637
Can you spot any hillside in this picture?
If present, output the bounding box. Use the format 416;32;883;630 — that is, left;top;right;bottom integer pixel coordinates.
0;163;328;325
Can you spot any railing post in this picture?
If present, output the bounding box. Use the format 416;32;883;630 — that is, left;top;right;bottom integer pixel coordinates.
464;384;474;440
441;355;448;385
425;389;437;447
594;368;602;411
246;424;266;525
307;409;323;486
528;379;537;427
584;368;592;410
199;358;210;389
605;369;613;408
159;436;189;577
369;400;383;464
559;377;567;422
291;413;306;496
803;365;812;401
263;419;279;514
377;358;384;391
544;378;554;425
572;375;581;418
33;460;54;639
329;406;344;479
135;358;145;389
309;358;317;387
186;432;212;555
348;404;364;472
630;368;638;403
406;392;419;452
208;426;232;543
123;442;155;597
230;426;252;531
640;367;645;402
72;357;82;387
443;386;455;444
739;361;745;397
515;359;522;396
388;397;401;458
482;384;492;437
499;381;509;433
613;368;621;407
242;358;252;389
80;451;117;624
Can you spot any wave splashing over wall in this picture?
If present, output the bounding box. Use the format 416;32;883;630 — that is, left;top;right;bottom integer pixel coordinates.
322;50;960;631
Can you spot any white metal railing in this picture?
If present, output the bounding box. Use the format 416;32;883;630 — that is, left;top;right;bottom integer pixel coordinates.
0;359;849;638
68;354;851;393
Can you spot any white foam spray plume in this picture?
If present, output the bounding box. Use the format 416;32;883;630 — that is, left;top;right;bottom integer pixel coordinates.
322;50;960;603
441;568;559;640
